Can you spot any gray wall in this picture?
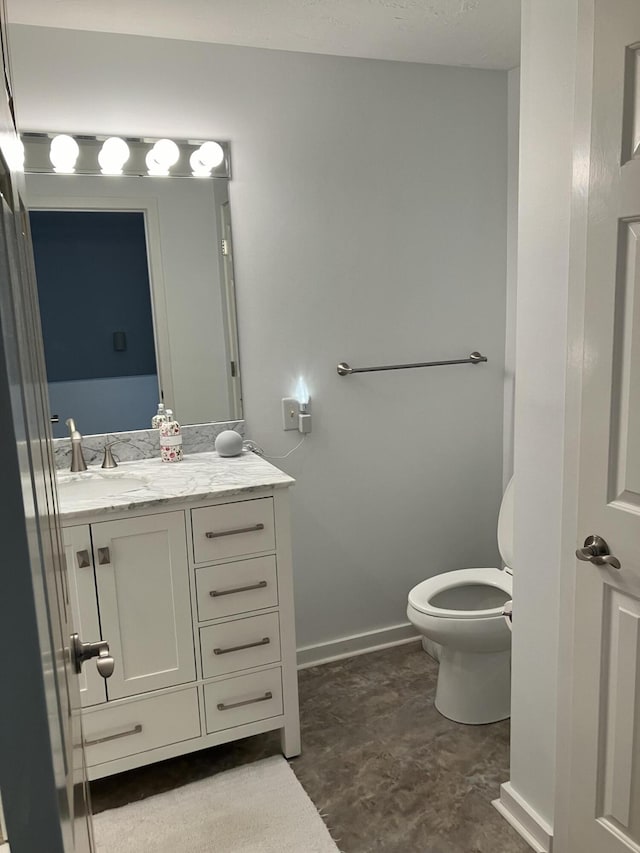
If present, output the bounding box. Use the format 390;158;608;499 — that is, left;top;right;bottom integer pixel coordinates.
10;25;508;650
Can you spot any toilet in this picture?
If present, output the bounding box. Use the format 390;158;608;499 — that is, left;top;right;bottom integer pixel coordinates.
407;478;514;725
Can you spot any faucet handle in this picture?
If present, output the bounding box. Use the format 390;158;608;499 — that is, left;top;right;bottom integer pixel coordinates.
101;439;130;469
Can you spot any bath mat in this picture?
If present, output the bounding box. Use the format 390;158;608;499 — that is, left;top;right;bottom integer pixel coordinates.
92;755;339;852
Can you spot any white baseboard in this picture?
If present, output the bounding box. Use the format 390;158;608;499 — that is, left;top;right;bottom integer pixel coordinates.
0;793;6;847
296;622;421;669
492;782;553;853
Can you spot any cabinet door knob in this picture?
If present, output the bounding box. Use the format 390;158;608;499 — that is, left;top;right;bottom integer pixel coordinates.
97;547;111;565
76;549;91;568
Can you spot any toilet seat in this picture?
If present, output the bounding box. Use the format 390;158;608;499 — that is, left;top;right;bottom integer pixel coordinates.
408;567;512;620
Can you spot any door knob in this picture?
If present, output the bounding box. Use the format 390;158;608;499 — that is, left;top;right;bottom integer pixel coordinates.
576;535;621;570
70;633;115;679
96;647;115;678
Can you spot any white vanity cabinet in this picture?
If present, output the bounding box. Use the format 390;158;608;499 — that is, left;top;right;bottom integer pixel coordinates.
64;512;195;704
91;511;195;699
61;477;300;780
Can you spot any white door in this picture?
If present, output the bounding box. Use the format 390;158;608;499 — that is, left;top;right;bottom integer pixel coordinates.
0;90;101;852
567;2;640;850
92;511;195;700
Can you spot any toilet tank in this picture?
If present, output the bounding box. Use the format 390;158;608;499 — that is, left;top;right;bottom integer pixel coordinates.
497;477;515;570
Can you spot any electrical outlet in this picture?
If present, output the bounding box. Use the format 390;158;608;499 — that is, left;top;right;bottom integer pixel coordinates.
281;397;299;431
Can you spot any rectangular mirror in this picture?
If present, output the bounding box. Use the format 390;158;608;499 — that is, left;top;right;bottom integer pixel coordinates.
23;134;242;438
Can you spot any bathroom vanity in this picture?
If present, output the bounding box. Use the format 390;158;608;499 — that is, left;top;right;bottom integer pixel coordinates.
57;451;300;780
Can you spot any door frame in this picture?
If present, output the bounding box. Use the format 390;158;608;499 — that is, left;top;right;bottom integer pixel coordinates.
500;2;602;850
510;0;603;848
553;1;604;851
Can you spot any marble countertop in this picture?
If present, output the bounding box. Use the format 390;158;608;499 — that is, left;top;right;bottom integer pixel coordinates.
56;451;295;523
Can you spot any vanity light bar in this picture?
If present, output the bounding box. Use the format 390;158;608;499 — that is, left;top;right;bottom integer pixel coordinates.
21;133;231;179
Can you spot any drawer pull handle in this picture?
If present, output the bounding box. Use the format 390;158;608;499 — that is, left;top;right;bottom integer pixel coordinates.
205;523;265;539
76;549;91;568
84;723;142;747
217;691;273;712
213;637;270;655
210;580;268;598
97;547;111;565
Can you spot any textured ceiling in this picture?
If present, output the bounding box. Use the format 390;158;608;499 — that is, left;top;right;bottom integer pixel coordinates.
8;0;521;70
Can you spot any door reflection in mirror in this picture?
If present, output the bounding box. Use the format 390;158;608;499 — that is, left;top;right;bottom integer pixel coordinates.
31;210;159;438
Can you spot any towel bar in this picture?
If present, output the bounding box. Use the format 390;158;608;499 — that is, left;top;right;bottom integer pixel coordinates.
336;351;488;376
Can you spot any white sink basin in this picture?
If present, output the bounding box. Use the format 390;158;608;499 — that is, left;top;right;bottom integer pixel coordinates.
57;473;148;501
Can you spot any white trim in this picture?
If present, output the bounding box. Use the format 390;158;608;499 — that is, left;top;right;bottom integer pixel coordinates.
0;791;6;845
296;623;420;669
554;3;596;851
503;65;520;489
493;782;554;853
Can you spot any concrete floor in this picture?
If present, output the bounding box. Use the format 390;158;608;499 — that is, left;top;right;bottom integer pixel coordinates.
91;643;530;853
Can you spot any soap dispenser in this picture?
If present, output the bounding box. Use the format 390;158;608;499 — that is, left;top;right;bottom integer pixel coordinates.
151;403;167;429
159;408;183;462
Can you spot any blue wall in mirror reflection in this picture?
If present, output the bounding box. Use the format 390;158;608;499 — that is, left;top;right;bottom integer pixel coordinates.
30;210;160;436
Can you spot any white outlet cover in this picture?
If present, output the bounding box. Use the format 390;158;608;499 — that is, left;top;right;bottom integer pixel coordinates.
281;397;299;431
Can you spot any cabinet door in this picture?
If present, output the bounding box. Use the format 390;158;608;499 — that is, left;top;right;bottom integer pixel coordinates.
92;512;195;700
63;525;106;707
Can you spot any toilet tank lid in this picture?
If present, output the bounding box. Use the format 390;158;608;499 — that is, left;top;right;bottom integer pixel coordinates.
497;477;515;570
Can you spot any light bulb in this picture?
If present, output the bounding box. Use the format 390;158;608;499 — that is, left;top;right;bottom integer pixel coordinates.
145;149;167;176
295;377;310;406
294;377;312;434
145;138;180;175
49;134;79;173
7;138;24;171
189;141;224;176
98;136;130;175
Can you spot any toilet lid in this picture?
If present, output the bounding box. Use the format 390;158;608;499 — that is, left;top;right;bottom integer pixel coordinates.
497;477;515;570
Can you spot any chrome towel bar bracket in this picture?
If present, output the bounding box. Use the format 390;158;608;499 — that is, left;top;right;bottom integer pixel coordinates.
336;351;487;376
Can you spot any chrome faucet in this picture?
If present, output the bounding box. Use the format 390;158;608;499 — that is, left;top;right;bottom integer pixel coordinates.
65;418;88;472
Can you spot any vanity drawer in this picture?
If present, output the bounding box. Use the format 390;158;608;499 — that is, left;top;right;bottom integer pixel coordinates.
82;688;201;768
204;667;283;733
200;612;281;678
195;556;278;621
191;498;275;564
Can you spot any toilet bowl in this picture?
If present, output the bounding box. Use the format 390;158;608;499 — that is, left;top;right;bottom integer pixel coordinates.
407;478;515;725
